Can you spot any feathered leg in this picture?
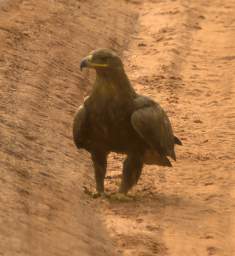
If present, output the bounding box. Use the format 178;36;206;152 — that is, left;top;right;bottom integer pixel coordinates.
119;153;144;194
91;152;107;195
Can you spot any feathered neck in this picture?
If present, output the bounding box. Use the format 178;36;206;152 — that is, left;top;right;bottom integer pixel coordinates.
93;67;136;98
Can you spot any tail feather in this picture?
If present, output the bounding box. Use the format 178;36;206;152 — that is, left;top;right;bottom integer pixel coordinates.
169;150;176;161
144;150;172;167
174;136;182;145
161;156;172;167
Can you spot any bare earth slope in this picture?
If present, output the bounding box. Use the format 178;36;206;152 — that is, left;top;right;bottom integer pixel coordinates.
0;1;137;255
0;0;235;256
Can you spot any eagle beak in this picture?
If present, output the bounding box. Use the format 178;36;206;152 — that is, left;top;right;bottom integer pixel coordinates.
80;54;109;71
80;55;92;71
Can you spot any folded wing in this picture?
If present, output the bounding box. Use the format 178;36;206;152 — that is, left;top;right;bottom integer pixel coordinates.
73;104;88;150
131;96;178;166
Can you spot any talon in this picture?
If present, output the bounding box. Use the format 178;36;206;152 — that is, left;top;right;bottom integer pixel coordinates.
92;192;108;199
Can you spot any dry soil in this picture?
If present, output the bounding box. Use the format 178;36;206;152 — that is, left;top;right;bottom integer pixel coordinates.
0;0;235;256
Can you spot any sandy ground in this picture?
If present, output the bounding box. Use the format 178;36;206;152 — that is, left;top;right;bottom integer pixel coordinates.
0;0;235;256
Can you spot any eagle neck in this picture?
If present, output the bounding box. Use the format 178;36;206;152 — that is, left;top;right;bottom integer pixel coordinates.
94;68;136;99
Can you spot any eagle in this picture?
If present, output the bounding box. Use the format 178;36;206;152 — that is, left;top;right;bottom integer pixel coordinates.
73;48;182;198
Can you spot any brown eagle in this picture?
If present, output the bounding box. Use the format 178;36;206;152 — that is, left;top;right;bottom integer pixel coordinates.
73;49;182;197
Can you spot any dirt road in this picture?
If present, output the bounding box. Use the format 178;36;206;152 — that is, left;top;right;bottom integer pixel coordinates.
0;0;234;256
102;1;235;255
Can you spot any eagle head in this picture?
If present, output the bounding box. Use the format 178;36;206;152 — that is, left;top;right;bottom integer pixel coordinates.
80;48;123;71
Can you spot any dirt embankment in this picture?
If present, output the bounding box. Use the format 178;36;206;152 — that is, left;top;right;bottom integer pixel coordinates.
0;1;137;255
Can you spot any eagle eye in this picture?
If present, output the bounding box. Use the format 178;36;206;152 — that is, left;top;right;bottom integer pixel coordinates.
100;56;108;62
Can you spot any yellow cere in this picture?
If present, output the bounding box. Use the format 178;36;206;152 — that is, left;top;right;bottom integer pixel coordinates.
87;54;108;68
92;63;109;68
87;55;93;61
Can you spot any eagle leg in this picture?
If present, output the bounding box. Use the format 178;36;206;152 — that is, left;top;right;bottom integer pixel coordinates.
119;153;144;194
91;152;108;194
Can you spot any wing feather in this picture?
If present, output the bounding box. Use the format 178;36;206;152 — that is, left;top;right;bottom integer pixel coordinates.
131;98;176;160
73;104;88;149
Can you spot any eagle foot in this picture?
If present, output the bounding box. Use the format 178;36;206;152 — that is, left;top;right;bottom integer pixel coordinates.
83;186;108;199
92;192;108;199
109;193;133;202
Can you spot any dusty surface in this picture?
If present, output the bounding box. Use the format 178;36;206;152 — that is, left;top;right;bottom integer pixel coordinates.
0;0;235;256
0;1;136;255
103;0;235;255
